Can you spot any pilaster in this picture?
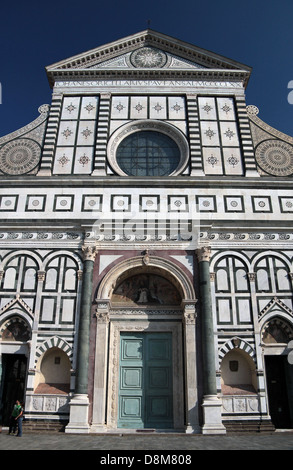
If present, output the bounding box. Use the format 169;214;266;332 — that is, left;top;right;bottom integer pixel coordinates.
91;301;110;432
182;302;201;433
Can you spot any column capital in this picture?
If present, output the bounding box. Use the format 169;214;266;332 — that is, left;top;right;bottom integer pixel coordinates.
183;307;197;325
37;270;46;282
197;246;211;263
247;272;256;282
82;244;98;262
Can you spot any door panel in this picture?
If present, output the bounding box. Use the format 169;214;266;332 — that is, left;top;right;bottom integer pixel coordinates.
265;356;291;429
0;355;27;425
118;333;173;429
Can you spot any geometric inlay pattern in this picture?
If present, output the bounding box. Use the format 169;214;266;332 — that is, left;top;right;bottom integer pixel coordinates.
0;138;41;175
255;139;293;176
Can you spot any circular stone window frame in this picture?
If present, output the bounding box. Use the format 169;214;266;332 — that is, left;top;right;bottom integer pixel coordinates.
107;120;190;177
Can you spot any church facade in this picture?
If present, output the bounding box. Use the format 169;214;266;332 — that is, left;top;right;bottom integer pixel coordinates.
1;30;293;434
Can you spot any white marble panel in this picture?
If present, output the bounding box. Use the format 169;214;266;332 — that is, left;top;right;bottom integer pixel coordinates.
217;299;231;323
237;298;251;323
216;269;229;291
220;122;240;146
73;147;93;174
64;269;76;291
61;97;81;120
279;197;293;212
168;196;188;211
198;97;217;120
77;121;96;146
80;96;99;120
26;195;46;211
111;96;129;119
41;298;55;322
0;196;18;211
252;196;271;212
57;121;77;146
224;196;244;212
223;148;243;175
203;147;223;175
3;267;16;289
82;195;102;211
140;196;159;211
53;148;74;174
23;268;36;290
196;196;216;211
45;268;58;290
200;121;219;146
61;298;75;323
168;97;185;120
54;195;73;211
217;97;235;121
130;96;148;119
168;121;187;135
149;97;167;119
112;195;130;211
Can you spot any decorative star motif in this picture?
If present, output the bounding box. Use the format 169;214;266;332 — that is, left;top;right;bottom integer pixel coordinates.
58;154;70;167
62;128;73;139
84;103;95;113
224;128;235;140
81;127;92;139
205;128;215;139
172;103;182;113
66;103;76;113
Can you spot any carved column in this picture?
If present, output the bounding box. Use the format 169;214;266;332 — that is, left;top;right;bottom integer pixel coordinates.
197;246;226;434
66;244;97;434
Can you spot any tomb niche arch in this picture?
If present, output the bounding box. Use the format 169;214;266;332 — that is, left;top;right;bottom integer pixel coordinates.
92;255;199;433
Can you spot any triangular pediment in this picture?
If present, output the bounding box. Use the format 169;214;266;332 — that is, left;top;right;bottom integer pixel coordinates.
0;295;34;317
259;296;293;320
46;29;251;87
87;50;207;71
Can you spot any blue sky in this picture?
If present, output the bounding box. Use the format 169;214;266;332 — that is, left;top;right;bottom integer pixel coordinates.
0;0;293;138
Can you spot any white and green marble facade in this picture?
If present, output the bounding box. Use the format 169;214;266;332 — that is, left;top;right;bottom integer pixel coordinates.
0;30;293;433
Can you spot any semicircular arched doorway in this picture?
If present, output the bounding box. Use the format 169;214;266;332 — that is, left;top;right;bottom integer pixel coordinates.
91;255;198;433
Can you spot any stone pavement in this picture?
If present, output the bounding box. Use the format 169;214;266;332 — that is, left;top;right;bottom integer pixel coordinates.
0;430;293;451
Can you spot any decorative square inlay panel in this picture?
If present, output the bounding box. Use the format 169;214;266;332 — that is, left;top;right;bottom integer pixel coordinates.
196;196;217;212
54;195;74;211
111;195;131;211
26;195;46;211
0;195;18;211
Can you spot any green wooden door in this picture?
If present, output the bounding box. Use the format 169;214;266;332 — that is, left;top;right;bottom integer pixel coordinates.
118;332;173;429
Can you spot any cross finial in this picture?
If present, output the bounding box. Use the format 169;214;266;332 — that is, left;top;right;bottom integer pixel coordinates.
147;19;151;28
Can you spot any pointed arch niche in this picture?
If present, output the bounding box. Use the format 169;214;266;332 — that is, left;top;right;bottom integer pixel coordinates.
91;255;199;433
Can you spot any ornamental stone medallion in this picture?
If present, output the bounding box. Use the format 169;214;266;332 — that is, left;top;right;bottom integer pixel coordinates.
255;139;293;176
0;138;41;175
130;47;167;68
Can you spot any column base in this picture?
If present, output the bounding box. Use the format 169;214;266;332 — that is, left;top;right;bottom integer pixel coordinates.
202;395;226;435
65;394;90;434
185;425;201;434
